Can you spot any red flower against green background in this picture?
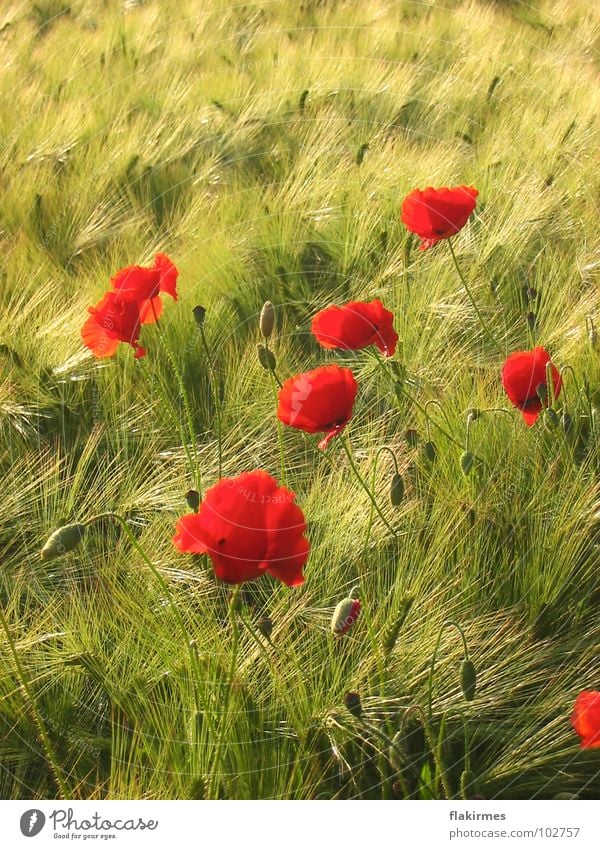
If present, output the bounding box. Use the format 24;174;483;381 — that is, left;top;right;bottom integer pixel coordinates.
502;347;561;426
401;185;478;250
311;299;398;357
172;470;309;586
110;253;179;323
277;364;358;449
81;291;146;359
571;690;600;749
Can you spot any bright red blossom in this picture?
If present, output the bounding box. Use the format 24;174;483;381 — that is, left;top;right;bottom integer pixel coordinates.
571;690;600;749
81;291;146;359
172;470;309;586
277;364;358;450
501;347;561;426
311;299;398;357
401;185;479;250
110;253;179;324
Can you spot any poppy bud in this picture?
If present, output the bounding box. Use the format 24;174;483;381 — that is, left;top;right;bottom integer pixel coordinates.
404;428;419;447
193;305;206;327
526;311;536;331
460;659;477;702
466;408;480;423
527;287;538;301
544;408;558;427
257;617;273;639
259;301;275;339
390;472;404;506
536;382;548;403
423;441;436;462
460;451;474;476
331;595;361;636
256;343;276;371
185;489;200;512
41;523;86;561
343;691;362;717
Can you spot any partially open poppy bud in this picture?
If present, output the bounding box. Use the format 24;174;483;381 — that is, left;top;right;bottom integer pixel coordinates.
257;617;273;639
331;594;361;636
185;489;200;512
193;305;206;327
259;301;275;339
423;441;437;462
390;472;404;506
343;691;362;717
41;523;86;561
405;428;419;447
460;451;474;476
460;659;477;702
257;343;276;371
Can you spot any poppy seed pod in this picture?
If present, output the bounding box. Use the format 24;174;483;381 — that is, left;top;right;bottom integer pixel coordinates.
185;489;200;512
390;472;404;506
343;691;362;717
41;523;86;561
256;343;276;372
331;595;361;636
460;659;477;702
460;451;474;476
259;301;275;339
193;305;206;327
423;441;437;462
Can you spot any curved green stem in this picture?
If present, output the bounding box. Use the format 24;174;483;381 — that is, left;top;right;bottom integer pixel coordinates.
341;437;396;536
447;239;503;358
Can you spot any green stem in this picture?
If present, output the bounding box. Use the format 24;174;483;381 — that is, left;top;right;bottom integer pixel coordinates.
0;604;69;798
427;619;470;719
341;437;396;536
447;239;503;358
267;358;286;485
364;447;399;552
152;314;202;495
209;586;241;798
199;325;223;479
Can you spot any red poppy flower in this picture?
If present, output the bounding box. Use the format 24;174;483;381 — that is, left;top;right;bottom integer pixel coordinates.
501;347;562;426
81;291;146;359
277;364;358;449
172;470;309;586
401;185;478;250
110;253;178;324
311;299;398;357
570;690;600;749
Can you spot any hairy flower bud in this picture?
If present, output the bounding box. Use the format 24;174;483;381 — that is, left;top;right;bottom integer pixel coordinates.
331;594;361;636
193;305;206;327
185;489;200;512
41;523;86;561
257;617;273;639
390;472;404;506
460;659;477;702
343;691;362;717
404;428;419;448
423;441;437;463
259;301;275;339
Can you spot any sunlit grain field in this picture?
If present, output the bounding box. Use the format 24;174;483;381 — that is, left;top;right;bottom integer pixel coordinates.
1;0;600;800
